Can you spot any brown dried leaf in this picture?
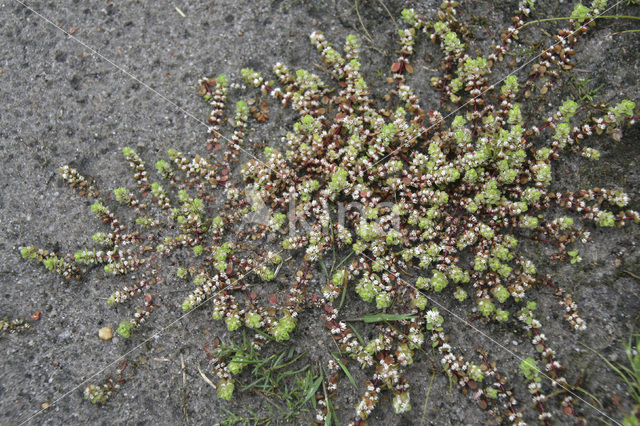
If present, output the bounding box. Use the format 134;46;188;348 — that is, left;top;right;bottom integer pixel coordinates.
197;363;217;389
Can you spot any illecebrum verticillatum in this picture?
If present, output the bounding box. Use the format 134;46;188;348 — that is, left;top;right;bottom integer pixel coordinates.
20;0;639;423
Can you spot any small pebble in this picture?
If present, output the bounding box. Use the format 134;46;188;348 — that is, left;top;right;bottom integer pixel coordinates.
99;327;113;341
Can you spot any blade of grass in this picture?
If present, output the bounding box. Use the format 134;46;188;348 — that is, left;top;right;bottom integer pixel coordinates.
276;365;309;385
360;313;417;323
573;386;603;408
301;374;324;407
254;328;275;341
319;259;330;281
580;341;640;403
321;365;338;426
242;376;269;392
334;251;354;270
347;323;365;346
331;352;357;389
270;350;308;371
376;0;399;33
420;370;436;426
271;350;286;369
250;354;276;376
518;14;640;31
329;217;336;274
338;273;348;310
354;0;374;45
287;344;295;359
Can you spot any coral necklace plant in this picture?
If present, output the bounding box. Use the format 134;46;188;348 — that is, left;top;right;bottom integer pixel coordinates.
21;0;639;423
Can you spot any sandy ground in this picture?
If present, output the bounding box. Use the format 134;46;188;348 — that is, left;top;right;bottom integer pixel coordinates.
1;0;639;424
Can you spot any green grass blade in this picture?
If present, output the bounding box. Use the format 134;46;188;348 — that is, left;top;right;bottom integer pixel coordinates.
347;323;364;345
334;251;354;270
319;260;330;280
301;375;323;407
331;352;357;389
338;275;348;310
361;313;417;323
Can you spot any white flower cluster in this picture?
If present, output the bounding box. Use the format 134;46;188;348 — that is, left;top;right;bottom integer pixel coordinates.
356;381;380;419
202;78;227;139
373;356;400;386
560;293;587;331
59;165;97;195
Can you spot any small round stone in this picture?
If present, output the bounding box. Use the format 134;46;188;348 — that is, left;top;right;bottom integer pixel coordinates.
99;327;113;341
